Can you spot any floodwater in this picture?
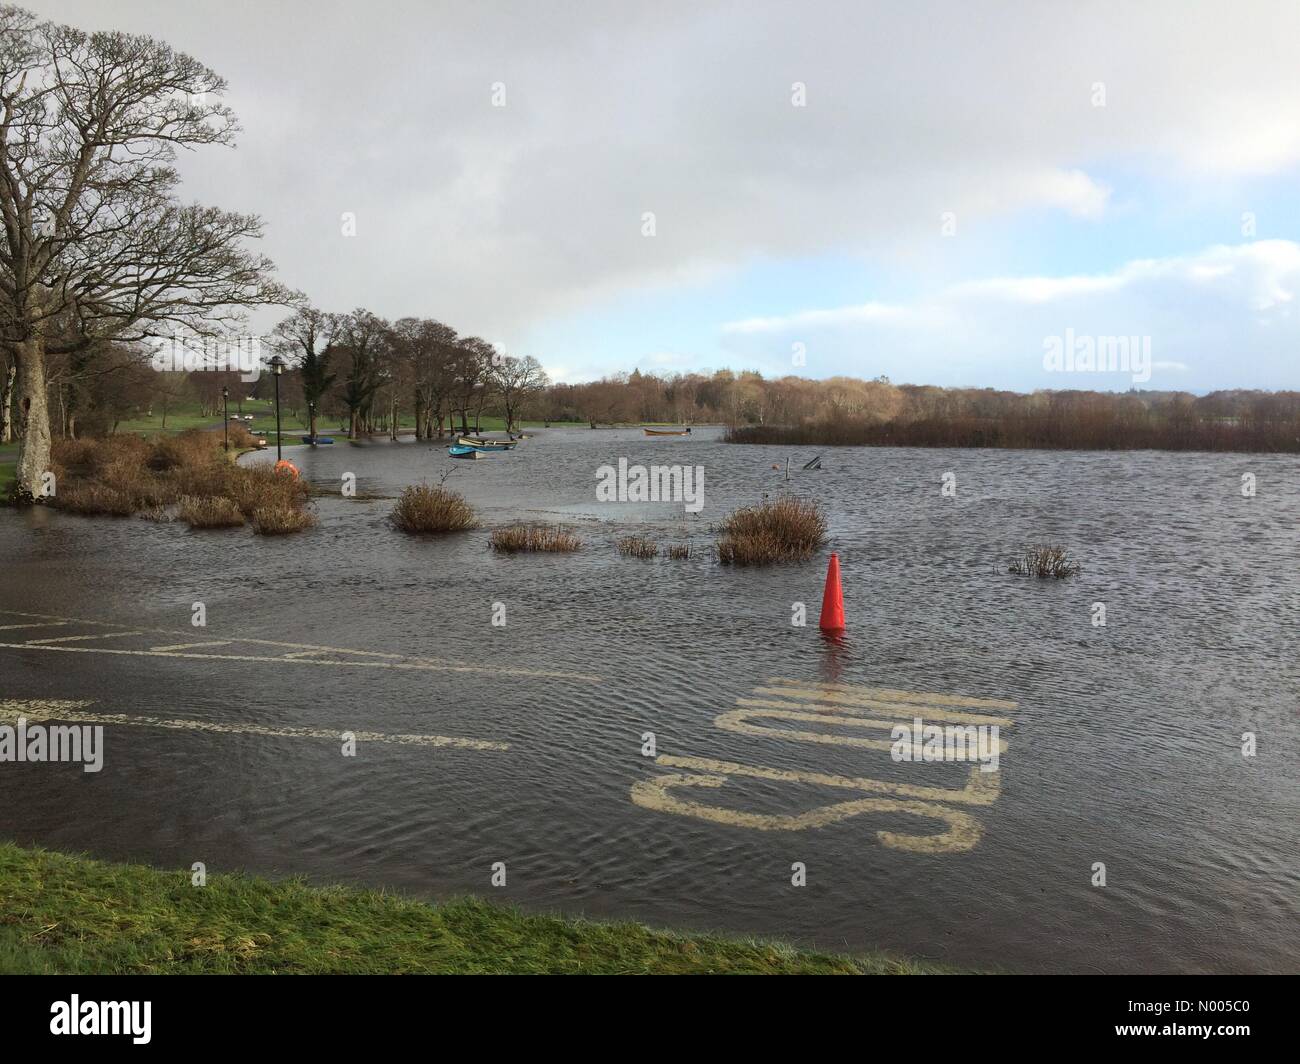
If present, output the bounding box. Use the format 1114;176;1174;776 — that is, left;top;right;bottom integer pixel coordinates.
1;426;1296;973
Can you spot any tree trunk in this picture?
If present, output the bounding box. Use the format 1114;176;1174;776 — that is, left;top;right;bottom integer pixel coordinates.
14;339;52;503
0;361;15;443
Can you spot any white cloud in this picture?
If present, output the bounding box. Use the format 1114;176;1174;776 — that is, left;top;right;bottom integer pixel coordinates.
26;0;1300;361
719;241;1300;390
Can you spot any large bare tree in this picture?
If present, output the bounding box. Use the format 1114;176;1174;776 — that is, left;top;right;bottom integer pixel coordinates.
0;5;296;500
491;353;548;433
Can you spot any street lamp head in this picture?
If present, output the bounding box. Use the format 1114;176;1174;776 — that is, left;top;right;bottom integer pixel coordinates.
268;354;286;376
222;385;229;399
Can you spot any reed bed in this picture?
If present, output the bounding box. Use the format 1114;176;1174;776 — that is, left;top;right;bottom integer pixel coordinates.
666;544;693;560
389;484;478;534
616;535;659;558
47;429;314;533
716;494;826;565
1007;545;1081;579
490;524;582;553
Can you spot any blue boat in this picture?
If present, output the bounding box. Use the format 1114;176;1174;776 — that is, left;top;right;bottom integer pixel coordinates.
447;444;487;459
301;435;335;445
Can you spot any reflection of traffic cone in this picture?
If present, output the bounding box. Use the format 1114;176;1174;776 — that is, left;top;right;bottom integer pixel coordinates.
819;552;845;631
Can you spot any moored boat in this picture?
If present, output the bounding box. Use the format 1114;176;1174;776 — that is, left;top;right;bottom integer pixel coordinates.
448;444;487;459
457;435;515;449
643;427;691;436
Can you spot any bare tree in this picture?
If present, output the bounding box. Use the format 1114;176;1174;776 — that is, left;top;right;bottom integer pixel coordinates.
0;5;296;499
491;354;548;433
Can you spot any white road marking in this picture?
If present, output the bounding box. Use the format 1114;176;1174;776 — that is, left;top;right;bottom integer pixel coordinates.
150;641;234;652
25;631;144;645
633;680;1017;854
0;701;507;752
0;608;599;682
0;623;68;632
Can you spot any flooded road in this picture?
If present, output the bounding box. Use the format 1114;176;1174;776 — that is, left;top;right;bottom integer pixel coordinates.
1;427;1296;972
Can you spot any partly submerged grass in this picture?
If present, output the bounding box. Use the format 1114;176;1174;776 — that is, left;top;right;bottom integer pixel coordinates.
38;428;312;532
717;494;827;565
616;534;659;558
490;524;582;553
0;842;945;974
389;484;478;534
1008;544;1081;579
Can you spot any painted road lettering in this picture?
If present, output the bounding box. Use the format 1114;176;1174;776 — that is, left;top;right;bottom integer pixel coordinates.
632;677;1016;853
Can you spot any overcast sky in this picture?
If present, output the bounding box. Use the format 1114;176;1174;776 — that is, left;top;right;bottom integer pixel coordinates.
28;0;1300;391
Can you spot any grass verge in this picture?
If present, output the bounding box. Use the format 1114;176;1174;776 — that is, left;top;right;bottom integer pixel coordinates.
0;842;944;974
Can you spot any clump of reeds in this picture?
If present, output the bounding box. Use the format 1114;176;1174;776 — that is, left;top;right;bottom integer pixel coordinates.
490;524;581;553
1008;545;1081;579
47;429;315;533
617;534;659;558
716;494;826;565
178;495;245;529
226;465;310;517
251;504;318;536
666;544;692;560
389;484;478;534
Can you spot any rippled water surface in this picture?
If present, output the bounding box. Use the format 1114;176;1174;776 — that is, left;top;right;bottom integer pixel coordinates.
1;427;1296;972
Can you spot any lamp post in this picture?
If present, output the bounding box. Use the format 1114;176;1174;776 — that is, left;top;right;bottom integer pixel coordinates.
222;386;229;452
269;354;286;461
308;400;316;445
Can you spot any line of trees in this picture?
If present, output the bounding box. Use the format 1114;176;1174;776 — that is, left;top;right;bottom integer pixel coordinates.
270;306;548;440
534;369;1300;452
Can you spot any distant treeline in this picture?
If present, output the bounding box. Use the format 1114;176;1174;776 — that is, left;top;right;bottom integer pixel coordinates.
723;388;1300;453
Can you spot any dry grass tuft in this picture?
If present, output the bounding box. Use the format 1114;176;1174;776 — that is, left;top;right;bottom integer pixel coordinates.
490;524;581;553
251;505;317;536
716;495;826;565
178;496;245;529
1008;545;1081;579
666;544;693;560
389;484;478;534
617;534;659;558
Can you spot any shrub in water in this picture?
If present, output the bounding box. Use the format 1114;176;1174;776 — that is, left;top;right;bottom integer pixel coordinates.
717;494;826;565
390;484;478;534
1008;545;1081;579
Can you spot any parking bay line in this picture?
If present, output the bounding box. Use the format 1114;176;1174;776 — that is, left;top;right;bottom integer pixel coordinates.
0;608;600;682
0;701;507;752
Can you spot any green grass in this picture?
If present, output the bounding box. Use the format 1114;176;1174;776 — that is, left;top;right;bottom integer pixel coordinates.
0;842;943;974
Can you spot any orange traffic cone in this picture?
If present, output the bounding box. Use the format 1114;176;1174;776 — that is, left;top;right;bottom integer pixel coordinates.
819;552;845;632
